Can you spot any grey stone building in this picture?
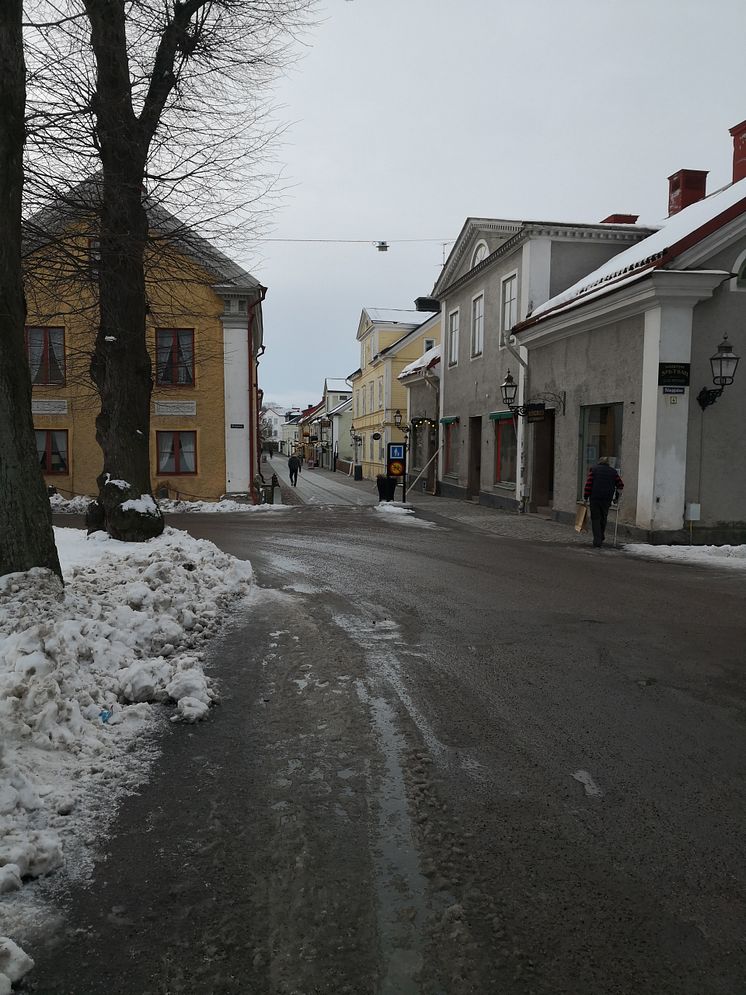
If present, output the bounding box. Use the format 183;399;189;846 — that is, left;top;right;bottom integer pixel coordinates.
432;217;653;509
514;120;746;543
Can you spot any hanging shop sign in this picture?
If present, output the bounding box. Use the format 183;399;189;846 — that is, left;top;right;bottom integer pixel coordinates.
525;402;546;422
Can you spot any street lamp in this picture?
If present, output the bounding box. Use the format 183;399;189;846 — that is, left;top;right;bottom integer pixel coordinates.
500;370;519;410
697;334;740;409
393;408;410;501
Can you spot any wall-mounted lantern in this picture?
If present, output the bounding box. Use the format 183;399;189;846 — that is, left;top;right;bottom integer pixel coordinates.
697;334;740;410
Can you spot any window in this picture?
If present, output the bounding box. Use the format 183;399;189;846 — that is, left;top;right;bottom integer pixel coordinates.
378;376;383;408
471;294;484;357
448;310;459;367
89;239;100;280
157;431;197;474
26;327;65;385
369;435;375;460
424;338;435;353
156;329;194;386
494;417;517;484
369;382;374;411
379;437;385;461
362;389;367;415
500;274;518;347
444;421;460;474
471;241;488;268
35;430;68;474
731;249;746;291
578;404;623;497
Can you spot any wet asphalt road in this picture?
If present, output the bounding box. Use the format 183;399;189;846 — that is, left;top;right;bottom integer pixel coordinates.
24;496;746;994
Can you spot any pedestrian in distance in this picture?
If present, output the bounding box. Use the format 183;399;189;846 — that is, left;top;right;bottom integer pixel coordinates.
583;456;624;548
288;454;301;487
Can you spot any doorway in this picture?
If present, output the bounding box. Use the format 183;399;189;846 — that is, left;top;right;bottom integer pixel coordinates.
468;416;482;499
531;409;555;511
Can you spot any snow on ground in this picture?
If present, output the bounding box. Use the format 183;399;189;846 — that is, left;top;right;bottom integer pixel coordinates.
625;543;746;569
373;503;437;528
50;493;288;514
0;526;253;988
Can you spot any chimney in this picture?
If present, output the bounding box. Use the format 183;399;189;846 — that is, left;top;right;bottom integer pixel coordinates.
667;169;708;216
600;214;639;225
729;119;746;183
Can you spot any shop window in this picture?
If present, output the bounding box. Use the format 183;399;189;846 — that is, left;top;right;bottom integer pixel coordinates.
444;421;460;475
156;328;194;386
35;429;68;474
494;417;516;484
578;403;623;497
157;431;197;474
26;327;65;385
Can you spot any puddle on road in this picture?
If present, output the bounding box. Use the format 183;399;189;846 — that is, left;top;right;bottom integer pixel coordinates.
356;681;427;995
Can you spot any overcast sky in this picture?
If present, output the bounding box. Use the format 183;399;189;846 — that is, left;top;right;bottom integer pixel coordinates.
246;0;746;411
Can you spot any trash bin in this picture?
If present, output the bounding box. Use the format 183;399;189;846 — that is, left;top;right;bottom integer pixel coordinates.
378;475;397;501
354;464;363;481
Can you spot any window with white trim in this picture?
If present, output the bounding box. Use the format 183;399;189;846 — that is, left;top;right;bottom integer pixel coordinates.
471;294;484;357
500;273;518;347
471;241;488;268
377;376;383;408
424;338;435;353
448;310;459;367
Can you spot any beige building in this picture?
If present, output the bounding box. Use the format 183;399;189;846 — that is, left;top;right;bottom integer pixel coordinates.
348;307;440;479
26;196;265;502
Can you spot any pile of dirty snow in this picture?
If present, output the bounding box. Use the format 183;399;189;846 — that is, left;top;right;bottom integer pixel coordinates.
0;526;252;987
625;543;746;569
373;504;436;529
50;493;287;514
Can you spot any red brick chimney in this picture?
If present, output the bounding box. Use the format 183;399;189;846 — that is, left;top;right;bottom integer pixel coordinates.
730;119;746;183
667;169;708;216
600;214;639;225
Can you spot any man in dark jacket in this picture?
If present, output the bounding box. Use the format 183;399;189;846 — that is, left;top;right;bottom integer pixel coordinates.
583;457;624;548
288;454;301;487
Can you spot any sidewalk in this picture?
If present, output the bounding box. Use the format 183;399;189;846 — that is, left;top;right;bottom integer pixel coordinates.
271;459;602;546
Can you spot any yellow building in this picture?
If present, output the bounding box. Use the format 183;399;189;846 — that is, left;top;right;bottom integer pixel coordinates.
348;307;440;479
25;197;265;502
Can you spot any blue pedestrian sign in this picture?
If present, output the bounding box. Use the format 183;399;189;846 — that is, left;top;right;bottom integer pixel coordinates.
389;444;404;459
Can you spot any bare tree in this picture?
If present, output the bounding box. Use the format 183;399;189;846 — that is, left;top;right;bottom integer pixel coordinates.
0;0;62;580
22;0;315;540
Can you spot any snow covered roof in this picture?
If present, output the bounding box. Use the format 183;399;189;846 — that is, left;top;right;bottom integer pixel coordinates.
366;308;437;326
398;344;442;379
526;177;746;324
325;378;351;393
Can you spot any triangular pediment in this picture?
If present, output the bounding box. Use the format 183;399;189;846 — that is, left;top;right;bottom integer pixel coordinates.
433;217;524;297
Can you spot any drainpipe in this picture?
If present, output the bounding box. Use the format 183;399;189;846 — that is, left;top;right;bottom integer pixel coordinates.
247;287;267;502
507;334;530;512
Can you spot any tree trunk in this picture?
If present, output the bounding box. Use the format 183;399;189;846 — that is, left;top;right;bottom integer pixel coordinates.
0;0;62;580
85;0;163;541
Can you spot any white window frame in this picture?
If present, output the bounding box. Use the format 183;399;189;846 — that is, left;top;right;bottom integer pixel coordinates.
730;248;746;292
377;376;383;408
369;381;374;411
470;292;484;359
500;271;518;348
471;240;489;269
448;308;460;367
424;337;435;354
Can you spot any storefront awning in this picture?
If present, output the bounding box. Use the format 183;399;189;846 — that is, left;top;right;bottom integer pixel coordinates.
439;416;460;425
489;410;514;421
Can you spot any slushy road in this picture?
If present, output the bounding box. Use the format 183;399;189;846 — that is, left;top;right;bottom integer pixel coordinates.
31;496;746;995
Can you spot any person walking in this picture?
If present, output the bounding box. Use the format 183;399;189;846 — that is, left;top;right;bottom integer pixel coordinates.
288;454;301;487
583;456;624;548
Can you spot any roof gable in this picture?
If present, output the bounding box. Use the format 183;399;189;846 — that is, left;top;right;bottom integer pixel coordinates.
526;177;746;325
